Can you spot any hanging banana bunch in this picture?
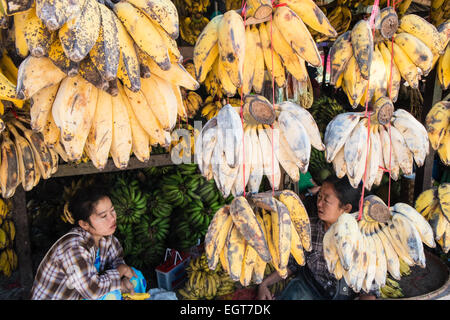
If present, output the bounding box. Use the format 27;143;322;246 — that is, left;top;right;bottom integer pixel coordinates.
0;49;25;113
0;196;17;277
436;20;450;90
176;0;211;45
195;95;324;199
415;184;450;253
201;96;241;120
330;12;446;108
324;96;429;190
204;190;311;285
5;0;203;171
425;100;449;166
430;0;450;27
193;1;337;99
323;195;435;294
309;4;352;43
0;109;60;198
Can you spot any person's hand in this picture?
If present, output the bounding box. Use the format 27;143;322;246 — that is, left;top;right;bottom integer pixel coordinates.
117;264;137;279
120;277;135;295
257;283;274;300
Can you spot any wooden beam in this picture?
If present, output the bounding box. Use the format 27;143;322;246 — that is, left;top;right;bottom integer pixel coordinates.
11;186;34;300
52;154;174;178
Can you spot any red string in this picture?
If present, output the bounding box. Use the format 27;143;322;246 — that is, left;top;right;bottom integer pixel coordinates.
358;0;380;220
269;12;275;196
10;109;18;119
240;1;247;197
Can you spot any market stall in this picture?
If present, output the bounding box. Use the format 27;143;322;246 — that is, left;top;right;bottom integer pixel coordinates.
0;0;449;301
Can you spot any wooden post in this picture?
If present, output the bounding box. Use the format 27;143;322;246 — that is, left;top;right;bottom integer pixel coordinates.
413;69;442;200
11;186;33;300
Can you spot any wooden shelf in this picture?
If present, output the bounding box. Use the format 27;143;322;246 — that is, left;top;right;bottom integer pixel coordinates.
52;154;174;178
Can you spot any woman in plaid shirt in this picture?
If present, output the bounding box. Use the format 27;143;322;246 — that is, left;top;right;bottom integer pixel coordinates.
257;175;377;300
30;186;146;300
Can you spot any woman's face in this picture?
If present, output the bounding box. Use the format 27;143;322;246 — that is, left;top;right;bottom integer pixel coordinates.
80;197;117;239
316;182;350;226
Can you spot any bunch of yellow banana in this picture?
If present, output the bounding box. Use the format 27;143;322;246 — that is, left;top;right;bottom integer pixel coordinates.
225;0;241;11
323;196;435;294
15;55;197;170
193;2;336;98
204;190;312;284
183;90;204;118
201;96;241;120
324;98;429;190
430;0;450;26
0;112;60;198
182;0;211;15
195;96;324;198
415;184;450;253
380;276;404;299
425;100;449;165
437;21;450;90
0;247;17;277
309;5;352;43
0;197;17;277
169;123;200;162
180;14;210;45
174;0;210;45
0;49;25;113
10;0;200;96
330;13;446;107
178;253;236;300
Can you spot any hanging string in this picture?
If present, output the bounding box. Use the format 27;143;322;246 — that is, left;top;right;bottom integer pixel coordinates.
240;1;248;197
357;0;380;221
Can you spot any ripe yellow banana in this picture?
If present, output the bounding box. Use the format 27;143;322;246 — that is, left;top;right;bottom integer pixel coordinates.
89;3;120;82
393;32;433;76
273;6;322;67
16;56;66;100
218;10;246;88
114;13;141;92
58;0;101;62
385;41;419;89
193;14;222;83
283;0;337;37
351;19;374;80
114;1;171;71
110;90;132;169
126;0;179;39
258;22;286;88
425;100;449;150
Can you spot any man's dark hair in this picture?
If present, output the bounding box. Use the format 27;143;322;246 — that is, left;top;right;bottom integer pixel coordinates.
68;185;110;226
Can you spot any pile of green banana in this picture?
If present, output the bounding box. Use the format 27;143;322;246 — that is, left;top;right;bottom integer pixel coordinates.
309;148;333;185
0;197;17;277
178;253;236;300
308;96;346;138
380;277;404;299
110;178;149;225
165;164;233;250
111;175;171;270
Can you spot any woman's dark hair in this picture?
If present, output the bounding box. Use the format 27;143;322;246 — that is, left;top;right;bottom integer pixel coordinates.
322;175;363;213
68;185;110;225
